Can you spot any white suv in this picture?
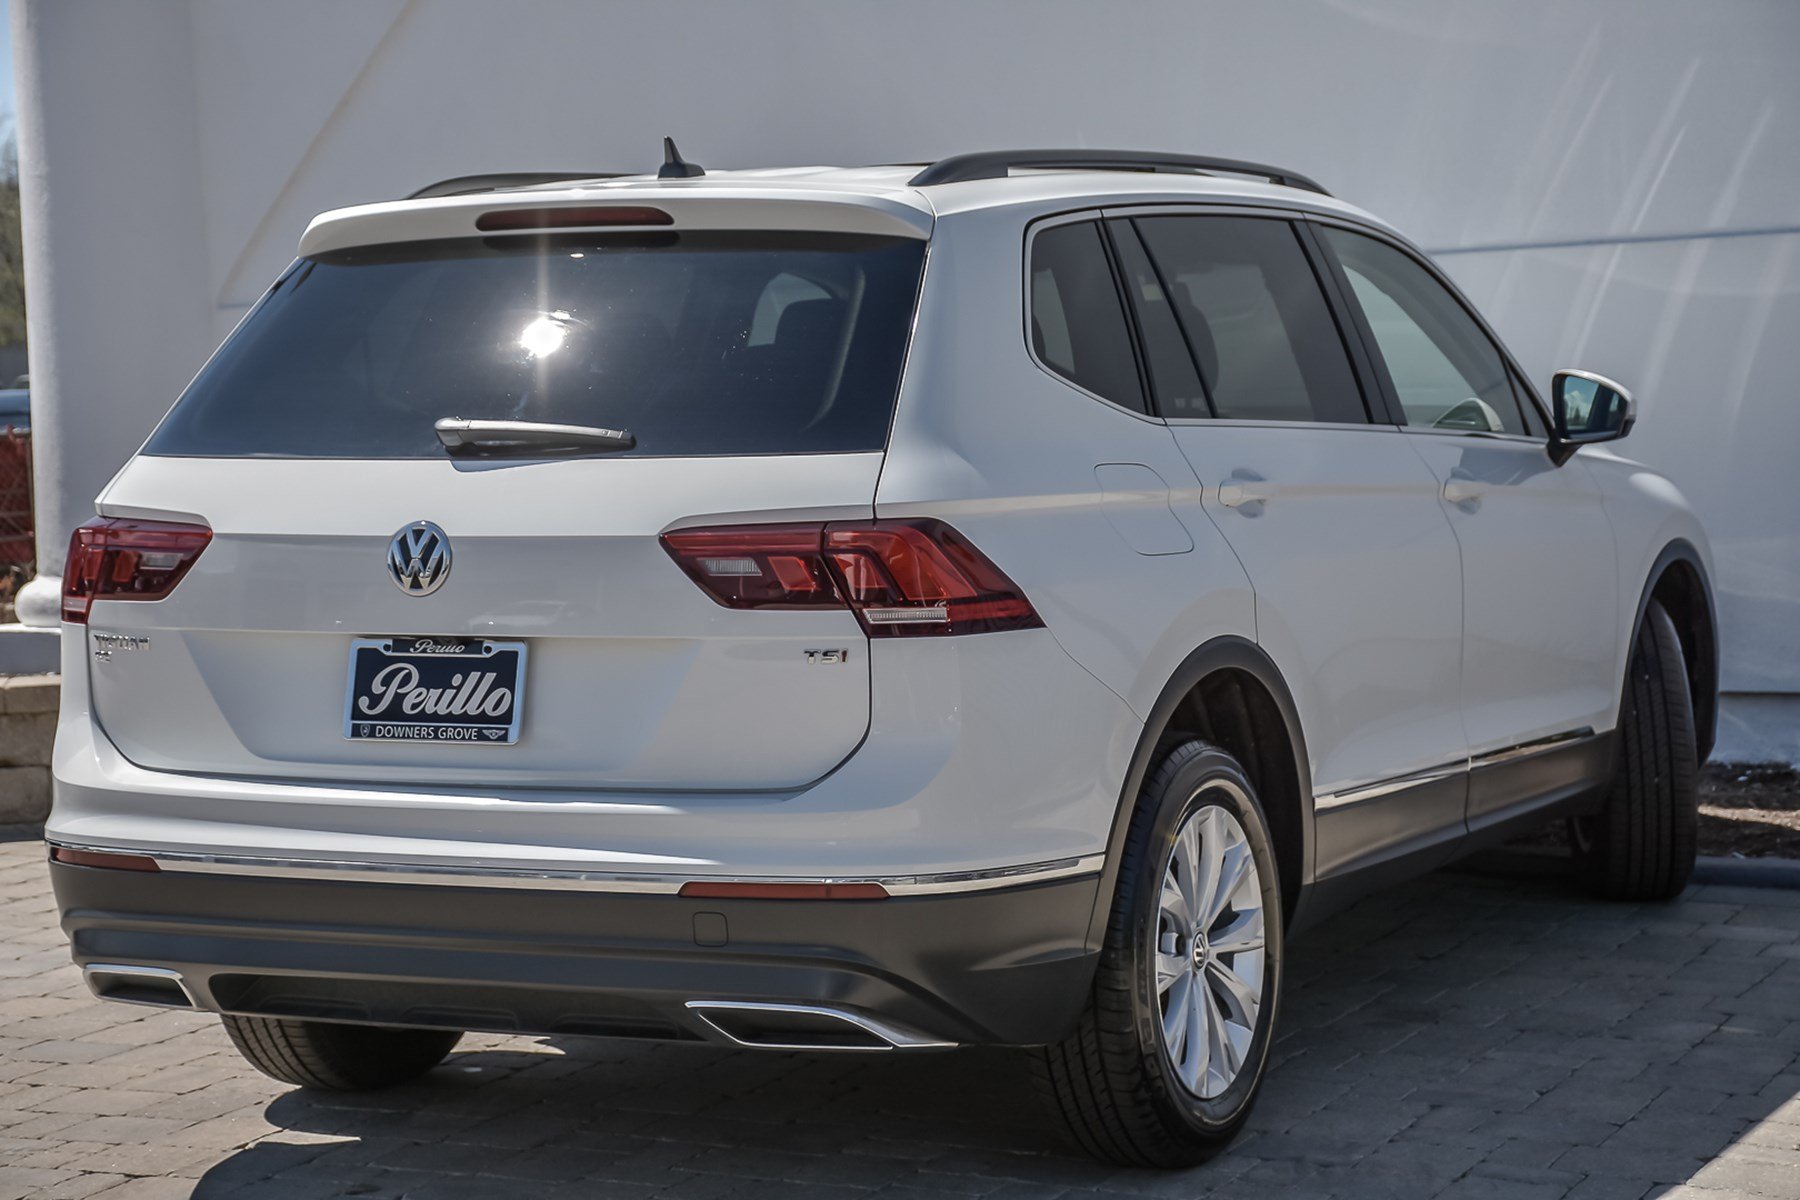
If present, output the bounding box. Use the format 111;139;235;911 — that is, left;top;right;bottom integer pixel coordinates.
47;148;1717;1166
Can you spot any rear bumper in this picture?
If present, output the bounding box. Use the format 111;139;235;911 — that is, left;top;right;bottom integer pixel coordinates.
51;626;1141;883
51;857;1101;1048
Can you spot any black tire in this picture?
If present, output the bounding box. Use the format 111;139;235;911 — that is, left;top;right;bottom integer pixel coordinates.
221;1014;462;1090
1033;739;1283;1168
1572;598;1699;900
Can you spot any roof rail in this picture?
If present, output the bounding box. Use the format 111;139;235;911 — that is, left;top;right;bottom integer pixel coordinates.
907;150;1329;196
407;172;627;200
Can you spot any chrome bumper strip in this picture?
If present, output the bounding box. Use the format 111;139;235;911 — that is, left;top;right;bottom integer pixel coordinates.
46;841;1104;898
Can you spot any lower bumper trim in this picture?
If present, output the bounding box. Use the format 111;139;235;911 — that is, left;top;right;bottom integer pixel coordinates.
52;856;1101;1047
44;840;1103;898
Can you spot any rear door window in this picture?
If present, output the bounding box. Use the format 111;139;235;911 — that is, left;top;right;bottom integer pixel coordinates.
1027;220;1147;413
145;230;926;458
1105;221;1208;415
1129;215;1369;424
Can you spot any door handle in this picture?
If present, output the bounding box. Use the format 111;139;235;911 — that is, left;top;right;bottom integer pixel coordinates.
1443;478;1486;506
1217;474;1272;509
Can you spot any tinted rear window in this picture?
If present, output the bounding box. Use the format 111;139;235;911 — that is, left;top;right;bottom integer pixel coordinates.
1027;221;1146;412
1131;216;1368;424
146;230;926;458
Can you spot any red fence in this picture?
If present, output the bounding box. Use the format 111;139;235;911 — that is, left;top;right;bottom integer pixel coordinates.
0;430;34;572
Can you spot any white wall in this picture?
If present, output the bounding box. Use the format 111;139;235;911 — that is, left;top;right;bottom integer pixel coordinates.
15;0;1800;759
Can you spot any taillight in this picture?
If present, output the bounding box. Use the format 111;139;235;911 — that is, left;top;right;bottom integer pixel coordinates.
62;518;212;625
661;519;1043;637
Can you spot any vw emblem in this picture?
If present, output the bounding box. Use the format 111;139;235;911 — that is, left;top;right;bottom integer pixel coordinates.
387;521;452;596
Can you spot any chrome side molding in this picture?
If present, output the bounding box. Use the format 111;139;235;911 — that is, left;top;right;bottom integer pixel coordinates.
1468;727;1597;771
1315;728;1598;812
1315;760;1466;812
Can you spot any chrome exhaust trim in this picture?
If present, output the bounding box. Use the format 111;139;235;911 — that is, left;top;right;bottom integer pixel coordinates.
684;1000;955;1051
82;964;200;1010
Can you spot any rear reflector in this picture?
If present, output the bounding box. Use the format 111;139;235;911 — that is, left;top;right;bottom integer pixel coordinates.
678;881;889;901
475;206;674;232
62;518;212;624
50;847;161;872
661;519;1043;637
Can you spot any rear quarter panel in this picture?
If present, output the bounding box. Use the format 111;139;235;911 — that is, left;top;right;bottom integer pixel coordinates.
877;204;1257;745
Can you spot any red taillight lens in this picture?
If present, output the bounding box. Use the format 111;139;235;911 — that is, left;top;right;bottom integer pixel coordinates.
661;519;1043;637
50;846;161;872
475;206;674;232
825;522;1042;632
658;524;837;609
62;518;212;625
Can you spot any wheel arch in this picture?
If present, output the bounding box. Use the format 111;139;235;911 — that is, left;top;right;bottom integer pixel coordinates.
1085;637;1313;949
1634;539;1719;763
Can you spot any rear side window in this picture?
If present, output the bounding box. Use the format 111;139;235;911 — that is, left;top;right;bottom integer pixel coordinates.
1131;215;1367;424
1321;227;1531;436
145;231;926;459
1027;221;1146;412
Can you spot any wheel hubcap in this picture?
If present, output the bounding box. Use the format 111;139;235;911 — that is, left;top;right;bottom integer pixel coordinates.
1154;795;1266;1100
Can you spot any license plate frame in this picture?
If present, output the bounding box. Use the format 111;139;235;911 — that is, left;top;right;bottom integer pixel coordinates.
342;636;527;745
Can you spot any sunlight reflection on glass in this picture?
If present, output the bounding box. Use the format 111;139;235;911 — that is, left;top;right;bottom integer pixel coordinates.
519;311;572;359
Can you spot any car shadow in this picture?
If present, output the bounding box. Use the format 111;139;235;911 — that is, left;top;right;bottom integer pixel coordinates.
189;852;1800;1198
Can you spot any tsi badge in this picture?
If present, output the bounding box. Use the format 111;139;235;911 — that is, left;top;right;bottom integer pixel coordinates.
387;521;452;596
91;633;151;663
803;648;850;665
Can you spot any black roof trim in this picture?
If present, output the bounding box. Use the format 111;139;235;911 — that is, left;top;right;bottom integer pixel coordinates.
907;150;1329;196
406;172;628;200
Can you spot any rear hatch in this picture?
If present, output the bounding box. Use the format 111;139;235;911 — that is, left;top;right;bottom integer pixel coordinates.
82;203;927;789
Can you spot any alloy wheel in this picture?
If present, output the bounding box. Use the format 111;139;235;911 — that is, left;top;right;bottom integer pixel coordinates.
1152;794;1267;1099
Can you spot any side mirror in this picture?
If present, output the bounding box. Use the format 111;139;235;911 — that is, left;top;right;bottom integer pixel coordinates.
1549;369;1634;465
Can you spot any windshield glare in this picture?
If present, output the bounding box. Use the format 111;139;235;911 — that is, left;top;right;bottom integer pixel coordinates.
145;230;926;459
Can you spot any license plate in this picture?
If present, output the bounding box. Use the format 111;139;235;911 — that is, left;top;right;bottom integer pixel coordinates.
343;636;526;744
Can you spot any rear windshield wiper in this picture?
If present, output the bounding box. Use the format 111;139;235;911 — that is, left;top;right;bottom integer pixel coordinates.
434;417;636;455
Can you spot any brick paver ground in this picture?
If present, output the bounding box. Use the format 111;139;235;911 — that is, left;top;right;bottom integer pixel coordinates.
2;833;1797;1200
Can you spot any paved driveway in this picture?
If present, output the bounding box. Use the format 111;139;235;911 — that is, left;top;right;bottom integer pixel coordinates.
2;835;1797;1200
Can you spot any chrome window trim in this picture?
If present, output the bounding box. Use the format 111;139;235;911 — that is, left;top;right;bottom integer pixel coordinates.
1396;426;1549;448
1162;417;1403;434
46;841;1103;898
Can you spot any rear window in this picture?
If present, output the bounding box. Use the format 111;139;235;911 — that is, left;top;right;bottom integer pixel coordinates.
146;230;926;459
